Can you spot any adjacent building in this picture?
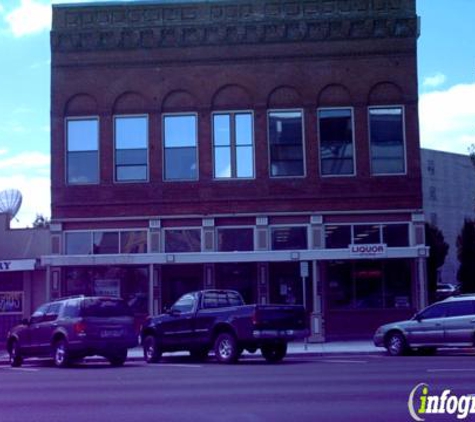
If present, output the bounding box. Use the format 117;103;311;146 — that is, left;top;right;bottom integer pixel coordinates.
421;148;475;284
41;0;426;339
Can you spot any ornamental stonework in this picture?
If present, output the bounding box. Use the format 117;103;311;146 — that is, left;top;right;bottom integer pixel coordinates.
51;0;417;52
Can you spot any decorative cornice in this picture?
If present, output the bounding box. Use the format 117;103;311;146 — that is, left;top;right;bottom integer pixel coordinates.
51;0;417;52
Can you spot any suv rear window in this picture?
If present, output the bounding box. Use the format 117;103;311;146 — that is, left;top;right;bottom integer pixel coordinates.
80;298;133;317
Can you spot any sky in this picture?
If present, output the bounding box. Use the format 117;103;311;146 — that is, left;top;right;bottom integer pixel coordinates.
0;0;474;228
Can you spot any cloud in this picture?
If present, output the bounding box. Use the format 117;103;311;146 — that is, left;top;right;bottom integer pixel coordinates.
422;72;447;89
419;83;475;155
0;151;50;227
5;0;51;37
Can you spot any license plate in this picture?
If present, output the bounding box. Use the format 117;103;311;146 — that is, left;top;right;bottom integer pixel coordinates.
100;329;123;338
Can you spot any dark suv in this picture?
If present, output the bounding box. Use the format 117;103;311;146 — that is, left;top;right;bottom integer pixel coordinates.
6;296;138;367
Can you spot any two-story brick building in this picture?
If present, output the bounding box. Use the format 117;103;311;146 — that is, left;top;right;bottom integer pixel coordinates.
43;0;427;339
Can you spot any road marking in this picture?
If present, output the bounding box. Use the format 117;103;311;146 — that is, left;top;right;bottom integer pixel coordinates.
153;364;203;368
2;367;40;372
427;369;475;373
318;359;368;364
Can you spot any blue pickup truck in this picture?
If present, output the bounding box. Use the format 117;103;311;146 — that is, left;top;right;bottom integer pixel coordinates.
140;289;309;364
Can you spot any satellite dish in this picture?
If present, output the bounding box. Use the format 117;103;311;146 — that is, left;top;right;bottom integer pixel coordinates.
0;189;23;221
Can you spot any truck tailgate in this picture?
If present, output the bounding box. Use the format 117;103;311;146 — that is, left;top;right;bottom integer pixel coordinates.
253;305;307;330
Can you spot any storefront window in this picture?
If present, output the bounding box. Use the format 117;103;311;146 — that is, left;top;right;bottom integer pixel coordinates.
271;227;308;250
93;232;119;254
353;225;381;244
383;224;409;247
217;228;254;251
120;231;147;253
215;263;257;304
164;229;201;253
65;232;92;255
325;225;351;248
326;259;412;309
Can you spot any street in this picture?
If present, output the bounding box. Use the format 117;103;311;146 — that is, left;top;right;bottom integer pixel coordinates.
1;353;475;422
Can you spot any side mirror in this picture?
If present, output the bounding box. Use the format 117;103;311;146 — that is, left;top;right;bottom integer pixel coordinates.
167;307;180;316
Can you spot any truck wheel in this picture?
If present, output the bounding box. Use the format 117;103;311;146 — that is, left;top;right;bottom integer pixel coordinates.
9;340;23;367
54;339;70;368
261;342;287;363
143;335;162;363
108;349;128;367
214;333;240;364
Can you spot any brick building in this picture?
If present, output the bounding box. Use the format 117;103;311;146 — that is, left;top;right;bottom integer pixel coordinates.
44;0;426;339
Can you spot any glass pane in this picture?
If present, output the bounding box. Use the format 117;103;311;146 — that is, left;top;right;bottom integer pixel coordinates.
383;224;409;247
319;109;354;176
65;232;92;255
67;119;98;152
217;228;254;251
116;149;147;165
271;227;307;250
236;146;253;178
93;232;119;254
325;225;351;248
369;107;405;174
116;165;147;182
121;231;147;253
165;229;201;253
214;147;231;178
165;147;197;180
236;113;253;146
384;260;411;308
115;116;147;149
327;261;353;308
213;114;230;146
353;225;381;244
164;115;196;147
268;111;304;177
68;151;99;184
354;261;383;308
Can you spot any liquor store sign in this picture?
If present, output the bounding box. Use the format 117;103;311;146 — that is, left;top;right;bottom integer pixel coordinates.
349;244;387;258
0;292;23;314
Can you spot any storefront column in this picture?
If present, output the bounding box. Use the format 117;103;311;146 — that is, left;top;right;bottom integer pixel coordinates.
417;255;428;309
309;260;324;342
152;265;161;314
204;264;215;289
257;263;269;305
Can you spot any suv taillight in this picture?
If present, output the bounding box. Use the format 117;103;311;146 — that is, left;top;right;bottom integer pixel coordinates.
74;321;87;336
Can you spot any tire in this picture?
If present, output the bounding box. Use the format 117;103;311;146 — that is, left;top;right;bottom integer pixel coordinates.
189;348;209;362
261;342;288;363
214;333;240;364
108;349;128;367
386;332;408;356
143;335;162;363
53;339;71;368
9;340;23;368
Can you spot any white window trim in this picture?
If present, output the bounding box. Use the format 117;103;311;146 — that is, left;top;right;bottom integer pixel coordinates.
267;109;307;179
368;105;407;176
212;110;256;181
317;106;357;178
162;227;203;253
65;116;100;185
113;114;149;184
162;112;199;182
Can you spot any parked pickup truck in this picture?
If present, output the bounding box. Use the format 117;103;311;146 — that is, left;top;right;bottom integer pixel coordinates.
140;289;309;364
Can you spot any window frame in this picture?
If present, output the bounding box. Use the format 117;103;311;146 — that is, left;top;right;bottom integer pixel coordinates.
267;109;306;179
65;116;100;185
368;105;407;176
113;114;149;183
317;107;356;177
212;110;255;180
162;112;199;182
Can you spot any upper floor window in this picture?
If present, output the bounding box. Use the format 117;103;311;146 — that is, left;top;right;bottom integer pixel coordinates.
114;115;148;182
163;114;197;181
318;108;355;176
271;226;308;250
213;112;254;179
66;118;99;184
164;229;201;253
217;228;254;251
268;111;305;177
369;107;406;175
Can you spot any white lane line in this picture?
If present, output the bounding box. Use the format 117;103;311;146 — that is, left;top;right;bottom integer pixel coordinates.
427;369;475;373
154;364;203;368
318;359;368;364
2;367;40;372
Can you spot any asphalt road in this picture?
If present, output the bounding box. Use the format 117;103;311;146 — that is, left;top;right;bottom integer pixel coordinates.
1;353;474;422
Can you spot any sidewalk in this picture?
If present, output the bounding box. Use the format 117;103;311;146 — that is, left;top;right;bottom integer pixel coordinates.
0;340;385;365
